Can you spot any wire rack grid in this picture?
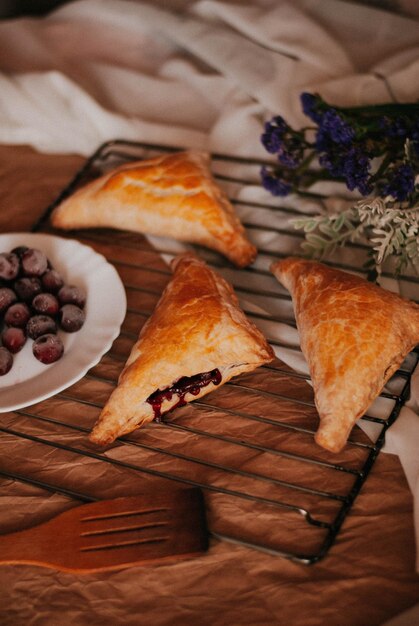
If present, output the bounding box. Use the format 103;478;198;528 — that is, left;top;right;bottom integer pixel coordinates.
1;139;417;564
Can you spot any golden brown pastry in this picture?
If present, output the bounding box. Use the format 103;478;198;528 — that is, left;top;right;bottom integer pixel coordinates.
89;253;274;446
271;257;419;453
51;150;256;268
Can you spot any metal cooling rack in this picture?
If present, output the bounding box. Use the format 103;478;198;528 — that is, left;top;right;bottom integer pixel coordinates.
1;139;418;564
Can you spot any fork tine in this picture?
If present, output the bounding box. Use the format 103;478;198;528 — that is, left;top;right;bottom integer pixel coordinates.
80;520;168;538
80;534;171;553
81;506;169;523
79;507;172;535
79;519;171;551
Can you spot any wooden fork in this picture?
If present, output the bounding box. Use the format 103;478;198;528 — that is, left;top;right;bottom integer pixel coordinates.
0;488;208;573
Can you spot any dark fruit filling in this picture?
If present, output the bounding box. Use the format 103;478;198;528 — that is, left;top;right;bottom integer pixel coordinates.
146;368;222;420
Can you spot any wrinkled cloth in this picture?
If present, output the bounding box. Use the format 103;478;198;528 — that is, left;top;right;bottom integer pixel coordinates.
3;0;419;156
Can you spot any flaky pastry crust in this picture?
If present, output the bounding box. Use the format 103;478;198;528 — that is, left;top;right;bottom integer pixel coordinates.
89;253;274;446
271;257;419;453
51;150;256;268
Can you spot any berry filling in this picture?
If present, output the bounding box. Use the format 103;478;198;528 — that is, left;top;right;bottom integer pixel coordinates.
146;368;222;420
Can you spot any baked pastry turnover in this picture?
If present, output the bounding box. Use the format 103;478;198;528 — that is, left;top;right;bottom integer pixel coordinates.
89;253;274;446
51;150;256;268
271;257;419;453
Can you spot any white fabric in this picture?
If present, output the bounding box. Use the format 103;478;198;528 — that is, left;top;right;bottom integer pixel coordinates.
0;0;418;602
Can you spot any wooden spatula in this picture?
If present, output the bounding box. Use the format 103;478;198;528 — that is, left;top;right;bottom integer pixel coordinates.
0;488;208;573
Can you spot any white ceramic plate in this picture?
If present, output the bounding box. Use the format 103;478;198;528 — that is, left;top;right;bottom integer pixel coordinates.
0;232;127;412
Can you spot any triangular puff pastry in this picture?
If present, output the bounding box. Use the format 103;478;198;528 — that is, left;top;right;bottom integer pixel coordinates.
271;257;419;453
51;150;256;268
89;253;274;446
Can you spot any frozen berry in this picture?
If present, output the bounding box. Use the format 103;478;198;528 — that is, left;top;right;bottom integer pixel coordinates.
0;347;13;375
26;315;57;340
0;253;20;281
11;246;29;259
2;326;26;354
32;293;59;316
4;302;31;328
13;277;42;302
0;287;17;313
33;334;64;364
58;285;86;309
41;269;64;293
21;248;48;277
59;304;85;332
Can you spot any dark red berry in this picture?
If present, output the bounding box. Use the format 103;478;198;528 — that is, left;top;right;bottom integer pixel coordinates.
33;334;64;364
32;293;59;316
0;253;20;281
58;285;86;309
4;302;31;328
11;246;29;259
0;287;17;313
2;326;26;354
21;248;48;277
0;346;13;375
41;269;64;293
13;277;42;302
26;315;57;340
59;304;85;332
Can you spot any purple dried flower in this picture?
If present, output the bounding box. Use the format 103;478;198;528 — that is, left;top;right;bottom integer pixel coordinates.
261;116;304;169
318;109;355;145
382;163;415;201
319;144;372;195
300;92;324;123
261;116;287;154
379;115;410;139
260;166;292;196
343;147;372;195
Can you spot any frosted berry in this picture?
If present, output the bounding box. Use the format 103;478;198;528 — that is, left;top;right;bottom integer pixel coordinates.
21;248;48;277
33;334;64;364
11;246;29;259
14;277;42;302
41;269;64;293
0;287;17;313
0;253;20;281
58;285;86;309
26;315;57;340
2;326;26;354
59;304;85;332
32;293;59;316
4;302;31;328
0;347;13;375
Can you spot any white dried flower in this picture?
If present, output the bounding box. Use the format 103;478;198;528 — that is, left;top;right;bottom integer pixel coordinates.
293;196;419;276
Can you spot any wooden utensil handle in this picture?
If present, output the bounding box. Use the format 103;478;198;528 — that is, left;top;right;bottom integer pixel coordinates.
0;526;46;566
